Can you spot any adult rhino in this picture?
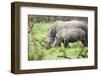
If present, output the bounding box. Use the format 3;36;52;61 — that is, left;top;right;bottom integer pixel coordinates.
47;20;88;49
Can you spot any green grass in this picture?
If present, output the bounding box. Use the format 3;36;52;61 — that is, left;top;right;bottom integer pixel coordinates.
32;23;51;41
28;23;88;60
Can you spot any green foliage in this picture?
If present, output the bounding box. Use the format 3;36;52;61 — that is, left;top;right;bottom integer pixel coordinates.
28;23;88;61
32;23;51;41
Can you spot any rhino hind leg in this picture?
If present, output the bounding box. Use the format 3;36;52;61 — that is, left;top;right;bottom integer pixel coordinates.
81;37;87;47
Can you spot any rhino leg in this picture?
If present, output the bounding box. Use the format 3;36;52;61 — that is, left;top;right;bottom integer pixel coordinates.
85;34;88;47
81;36;87;47
64;40;69;48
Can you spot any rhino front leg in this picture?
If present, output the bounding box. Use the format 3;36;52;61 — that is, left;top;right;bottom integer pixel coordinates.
63;40;69;48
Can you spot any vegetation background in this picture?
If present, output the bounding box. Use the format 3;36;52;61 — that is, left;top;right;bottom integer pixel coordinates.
28;15;88;60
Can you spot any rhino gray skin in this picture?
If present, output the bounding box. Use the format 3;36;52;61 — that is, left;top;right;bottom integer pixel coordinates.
52;28;87;48
47;20;88;48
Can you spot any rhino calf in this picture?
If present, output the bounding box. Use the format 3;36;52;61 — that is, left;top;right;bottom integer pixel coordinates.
52;28;87;48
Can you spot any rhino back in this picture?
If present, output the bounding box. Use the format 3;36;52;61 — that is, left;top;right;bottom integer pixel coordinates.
55;20;87;32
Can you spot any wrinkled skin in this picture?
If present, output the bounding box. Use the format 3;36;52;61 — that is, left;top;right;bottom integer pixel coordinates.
47;20;88;49
52;28;87;48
